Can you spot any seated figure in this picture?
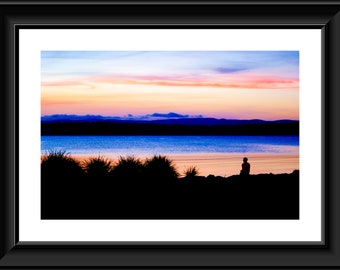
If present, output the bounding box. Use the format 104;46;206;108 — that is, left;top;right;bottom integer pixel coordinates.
240;157;250;175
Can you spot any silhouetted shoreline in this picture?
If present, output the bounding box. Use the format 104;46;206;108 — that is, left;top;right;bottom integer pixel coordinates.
41;152;299;220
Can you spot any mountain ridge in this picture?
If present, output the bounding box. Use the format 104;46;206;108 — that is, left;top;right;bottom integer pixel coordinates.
41;114;298;126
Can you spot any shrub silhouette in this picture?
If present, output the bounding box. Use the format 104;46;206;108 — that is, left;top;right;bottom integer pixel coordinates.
41;150;83;181
83;156;112;180
184;166;199;179
41;150;84;217
143;155;179;181
111;156;144;180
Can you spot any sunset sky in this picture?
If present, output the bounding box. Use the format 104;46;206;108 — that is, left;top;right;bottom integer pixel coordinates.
41;51;299;120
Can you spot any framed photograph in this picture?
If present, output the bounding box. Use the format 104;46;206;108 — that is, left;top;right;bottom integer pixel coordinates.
1;1;340;268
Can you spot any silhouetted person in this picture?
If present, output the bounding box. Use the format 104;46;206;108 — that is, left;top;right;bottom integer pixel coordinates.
240;157;250;175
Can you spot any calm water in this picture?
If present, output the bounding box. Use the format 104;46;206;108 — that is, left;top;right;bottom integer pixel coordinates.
41;135;299;157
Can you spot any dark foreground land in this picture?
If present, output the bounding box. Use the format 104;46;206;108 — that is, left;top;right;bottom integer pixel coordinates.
41;159;299;219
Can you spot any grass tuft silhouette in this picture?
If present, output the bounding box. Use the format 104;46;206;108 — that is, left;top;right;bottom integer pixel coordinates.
83;156;112;179
184;166;199;178
41;150;83;179
144;155;179;181
111;156;144;180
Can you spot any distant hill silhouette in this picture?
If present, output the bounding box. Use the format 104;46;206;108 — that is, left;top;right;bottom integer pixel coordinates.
41;114;299;135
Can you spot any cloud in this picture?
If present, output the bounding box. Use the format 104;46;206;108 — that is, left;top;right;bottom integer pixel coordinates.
42;74;299;90
86;73;299;90
41;51;299;91
138;112;203;121
148;112;189;118
215;67;248;73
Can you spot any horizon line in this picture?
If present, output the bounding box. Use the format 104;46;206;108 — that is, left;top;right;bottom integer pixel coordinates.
41;113;299;122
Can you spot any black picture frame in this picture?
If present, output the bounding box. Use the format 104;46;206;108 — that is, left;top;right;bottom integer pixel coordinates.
1;0;339;268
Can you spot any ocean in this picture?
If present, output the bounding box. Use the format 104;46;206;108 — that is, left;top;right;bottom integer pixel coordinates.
41;135;299;176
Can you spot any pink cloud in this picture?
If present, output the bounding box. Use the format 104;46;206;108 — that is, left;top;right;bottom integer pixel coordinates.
41;72;299;91
89;73;299;90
